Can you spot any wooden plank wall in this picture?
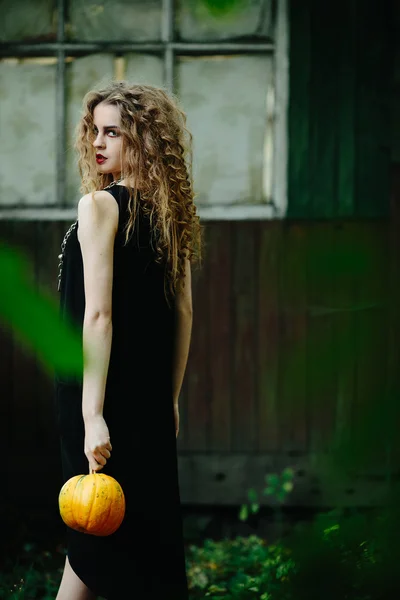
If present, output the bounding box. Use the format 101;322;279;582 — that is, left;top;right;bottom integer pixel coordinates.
0;218;398;510
288;0;393;219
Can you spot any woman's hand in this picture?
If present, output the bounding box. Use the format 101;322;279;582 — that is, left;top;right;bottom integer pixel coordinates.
174;404;180;438
84;414;112;473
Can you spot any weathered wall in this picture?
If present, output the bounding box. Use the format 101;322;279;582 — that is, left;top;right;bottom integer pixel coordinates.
1;218;398;512
288;0;394;218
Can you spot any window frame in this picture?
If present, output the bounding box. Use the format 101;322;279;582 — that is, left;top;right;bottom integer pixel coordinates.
0;0;288;220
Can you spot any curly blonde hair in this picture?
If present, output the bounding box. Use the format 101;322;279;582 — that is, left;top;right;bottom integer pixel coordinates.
74;80;202;302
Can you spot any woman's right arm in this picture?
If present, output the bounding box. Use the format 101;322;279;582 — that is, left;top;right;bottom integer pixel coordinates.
171;258;193;408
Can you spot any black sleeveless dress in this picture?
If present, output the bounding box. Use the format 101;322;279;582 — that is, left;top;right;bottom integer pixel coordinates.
54;185;189;599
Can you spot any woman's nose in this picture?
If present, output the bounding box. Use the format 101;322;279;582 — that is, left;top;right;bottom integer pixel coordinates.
93;134;105;147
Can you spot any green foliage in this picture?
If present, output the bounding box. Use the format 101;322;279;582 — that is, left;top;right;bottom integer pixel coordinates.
189;502;400;599
187;0;248;20
200;0;247;17
0;543;64;600
0;536;295;600
239;468;295;522
187;535;295;599
0;243;83;378
307;239;372;279
280;501;400;600
5;508;400;600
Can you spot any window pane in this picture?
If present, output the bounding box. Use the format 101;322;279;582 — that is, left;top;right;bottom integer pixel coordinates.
124;53;164;85
68;0;162;42
65;54;164;205
65;54;115;204
0;0;56;42
0;60;57;206
177;0;274;42
177;55;274;206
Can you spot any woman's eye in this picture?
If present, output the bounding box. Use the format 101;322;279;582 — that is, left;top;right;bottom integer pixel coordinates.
92;129;118;137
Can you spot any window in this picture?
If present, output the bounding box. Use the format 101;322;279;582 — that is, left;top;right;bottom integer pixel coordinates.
0;0;288;219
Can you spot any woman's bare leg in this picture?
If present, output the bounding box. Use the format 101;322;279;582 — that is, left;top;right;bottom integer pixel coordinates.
56;555;97;600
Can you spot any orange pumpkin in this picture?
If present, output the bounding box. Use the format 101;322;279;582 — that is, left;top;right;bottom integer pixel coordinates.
59;473;126;536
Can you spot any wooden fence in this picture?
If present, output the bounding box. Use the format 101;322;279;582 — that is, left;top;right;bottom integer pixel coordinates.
1;214;399;511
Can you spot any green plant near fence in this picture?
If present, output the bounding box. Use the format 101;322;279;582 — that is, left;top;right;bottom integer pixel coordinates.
239;467;295;543
4;507;400;600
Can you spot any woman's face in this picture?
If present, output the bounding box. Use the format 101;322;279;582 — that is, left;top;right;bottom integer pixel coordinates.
92;102;124;180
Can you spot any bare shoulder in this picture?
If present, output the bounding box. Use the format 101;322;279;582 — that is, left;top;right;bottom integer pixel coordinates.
77;191;119;244
78;190;119;216
78;191;119;228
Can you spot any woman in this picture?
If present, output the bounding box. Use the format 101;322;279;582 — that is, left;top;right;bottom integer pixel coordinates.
54;81;202;600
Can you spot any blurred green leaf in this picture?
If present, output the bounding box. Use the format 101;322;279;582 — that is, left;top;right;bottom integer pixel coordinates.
247;488;258;502
323;524;340;538
307;239;371;278
282;481;294;493
239;504;248;522
265;474;280;486
282;468;295;481
199;0;247;18
0;243;83;378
